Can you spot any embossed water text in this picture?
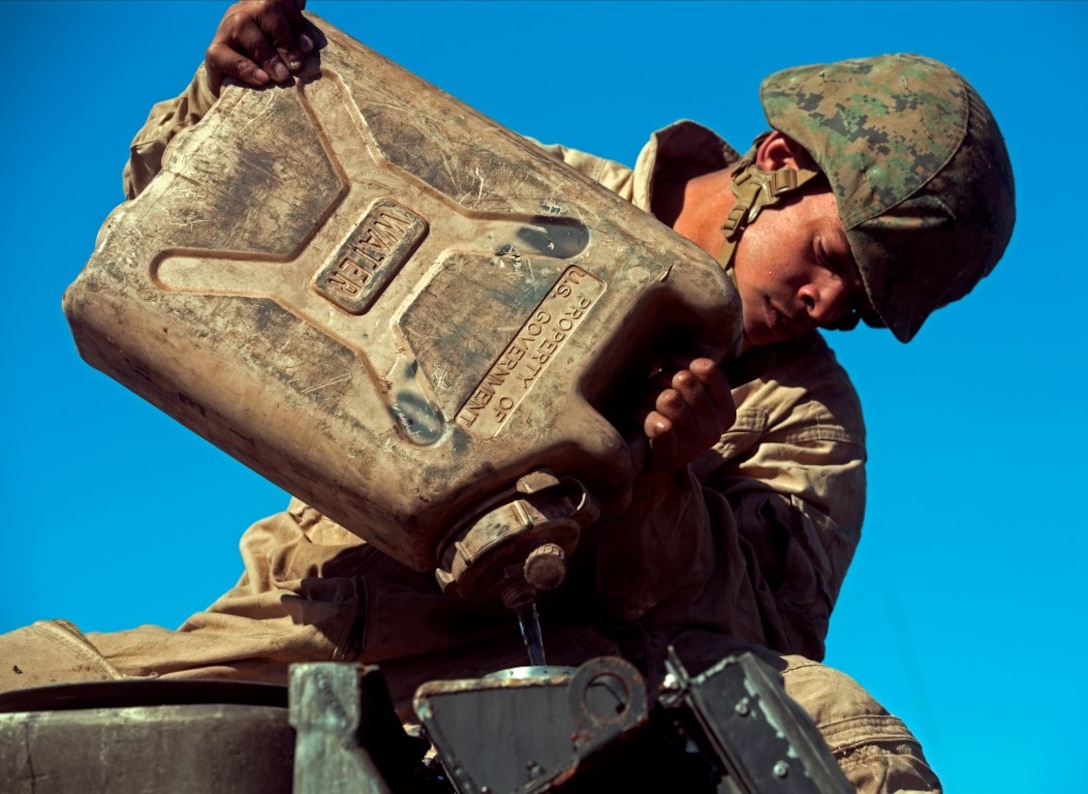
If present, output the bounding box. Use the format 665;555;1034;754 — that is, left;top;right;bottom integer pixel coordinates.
313;198;427;314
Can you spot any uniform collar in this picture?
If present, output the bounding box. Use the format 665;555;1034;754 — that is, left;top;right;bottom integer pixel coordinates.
632;120;742;214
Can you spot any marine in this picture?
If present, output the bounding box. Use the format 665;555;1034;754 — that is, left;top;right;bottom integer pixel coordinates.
0;1;1014;790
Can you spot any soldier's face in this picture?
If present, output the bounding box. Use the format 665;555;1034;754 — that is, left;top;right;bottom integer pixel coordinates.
731;187;867;347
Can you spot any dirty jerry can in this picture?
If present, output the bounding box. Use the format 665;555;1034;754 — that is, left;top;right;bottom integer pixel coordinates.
62;14;742;605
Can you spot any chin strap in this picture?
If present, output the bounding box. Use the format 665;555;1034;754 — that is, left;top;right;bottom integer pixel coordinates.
716;160;823;271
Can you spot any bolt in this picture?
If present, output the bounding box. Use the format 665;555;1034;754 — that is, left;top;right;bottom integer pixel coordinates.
773;760;789;778
734;697;750;717
524;543;566;591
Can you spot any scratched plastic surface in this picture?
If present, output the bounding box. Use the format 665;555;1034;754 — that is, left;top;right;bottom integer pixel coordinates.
63;14;741;573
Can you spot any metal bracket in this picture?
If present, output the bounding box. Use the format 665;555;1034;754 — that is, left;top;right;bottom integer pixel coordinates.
290;663;430;794
659;650;853;794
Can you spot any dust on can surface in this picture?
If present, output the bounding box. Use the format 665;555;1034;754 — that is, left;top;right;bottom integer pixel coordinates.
63;14;741;578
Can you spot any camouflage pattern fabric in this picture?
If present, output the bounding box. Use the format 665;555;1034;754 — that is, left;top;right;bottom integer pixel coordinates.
761;53;1015;342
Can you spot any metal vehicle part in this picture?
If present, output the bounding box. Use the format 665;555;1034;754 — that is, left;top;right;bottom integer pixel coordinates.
414;657;648;792
0;680;294;794
410;653;853;793
1;653;851;793
660;649;853;794
289;663;435;793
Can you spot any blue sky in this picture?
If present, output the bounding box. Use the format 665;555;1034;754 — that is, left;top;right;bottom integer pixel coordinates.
3;1;1085;789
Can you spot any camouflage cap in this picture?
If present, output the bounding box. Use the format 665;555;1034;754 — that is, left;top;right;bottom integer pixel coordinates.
760;53;1015;342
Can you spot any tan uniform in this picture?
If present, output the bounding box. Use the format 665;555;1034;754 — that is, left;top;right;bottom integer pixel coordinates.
0;67;939;792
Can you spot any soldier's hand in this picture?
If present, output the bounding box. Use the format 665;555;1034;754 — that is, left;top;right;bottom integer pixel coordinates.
205;0;319;95
638;357;736;474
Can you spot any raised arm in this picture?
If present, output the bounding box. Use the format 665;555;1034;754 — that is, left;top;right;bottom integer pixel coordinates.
123;0;321;198
205;0;318;95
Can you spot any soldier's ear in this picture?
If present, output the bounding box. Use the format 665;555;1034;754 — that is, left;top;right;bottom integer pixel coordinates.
755;131;817;172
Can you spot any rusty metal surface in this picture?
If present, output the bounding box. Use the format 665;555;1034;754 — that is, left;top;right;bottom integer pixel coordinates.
413;656;649;793
62;13;741;597
290;663;436;794
0;680;293;794
660;650;853;794
0;661;853;793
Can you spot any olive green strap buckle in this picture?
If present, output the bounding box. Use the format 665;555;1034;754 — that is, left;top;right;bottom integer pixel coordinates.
716;162;821;270
723;163;821;240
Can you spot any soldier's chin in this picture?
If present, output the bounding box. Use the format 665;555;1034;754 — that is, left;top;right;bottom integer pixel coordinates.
742;324;781;350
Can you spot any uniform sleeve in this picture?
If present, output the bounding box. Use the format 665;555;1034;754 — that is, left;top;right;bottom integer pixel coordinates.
529;140;638;204
589;334;866;663
534;141;867;661
697;332;867;660
122;65;219;199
